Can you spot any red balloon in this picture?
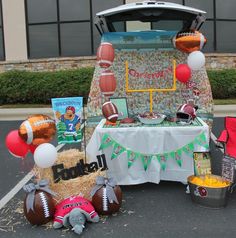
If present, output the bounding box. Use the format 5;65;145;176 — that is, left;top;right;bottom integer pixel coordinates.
5;130;29;158
28;144;38;154
175;64;191;83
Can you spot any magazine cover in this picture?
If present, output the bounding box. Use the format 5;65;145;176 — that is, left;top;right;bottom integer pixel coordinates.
51;97;83;144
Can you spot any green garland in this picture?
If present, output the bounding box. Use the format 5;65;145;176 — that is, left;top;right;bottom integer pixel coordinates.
99;133;209;171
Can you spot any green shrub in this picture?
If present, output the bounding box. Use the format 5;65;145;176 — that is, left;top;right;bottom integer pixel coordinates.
0;67;235;105
0;67;94;104
207;69;236;99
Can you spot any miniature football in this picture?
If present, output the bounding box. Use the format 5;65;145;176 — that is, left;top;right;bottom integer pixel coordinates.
24;190;55;225
92;185;122;215
102;101;119;123
172;30;207;53
18;114;56;145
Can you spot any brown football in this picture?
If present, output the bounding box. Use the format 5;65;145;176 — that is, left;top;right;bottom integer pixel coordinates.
120;118;135;124
172;30;207;53
92;185;122;215
24;190;55;225
102;101;118;123
19;114;56;145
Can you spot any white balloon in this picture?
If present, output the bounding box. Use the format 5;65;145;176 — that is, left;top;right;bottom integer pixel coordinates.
34;143;57;168
187;51;206;70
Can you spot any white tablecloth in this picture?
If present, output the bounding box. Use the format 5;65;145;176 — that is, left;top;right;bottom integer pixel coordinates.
86;118;209;185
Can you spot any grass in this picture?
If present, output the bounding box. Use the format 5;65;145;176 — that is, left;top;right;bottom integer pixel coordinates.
0;99;236;108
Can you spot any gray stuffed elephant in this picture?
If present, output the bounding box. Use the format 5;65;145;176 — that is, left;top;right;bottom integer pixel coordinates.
53;207;99;235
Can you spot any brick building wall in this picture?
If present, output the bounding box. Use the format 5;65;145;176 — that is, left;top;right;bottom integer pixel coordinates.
0;54;235;72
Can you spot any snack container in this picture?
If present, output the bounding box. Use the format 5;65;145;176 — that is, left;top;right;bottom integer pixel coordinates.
137;114;166;125
188;175;231;208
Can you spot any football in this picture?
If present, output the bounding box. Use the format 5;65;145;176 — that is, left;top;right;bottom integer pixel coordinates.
97;42;115;68
19;114;56;145
172;30;207;53
24;190;55;225
99;70;117;97
102;101;119;123
92;185;122;215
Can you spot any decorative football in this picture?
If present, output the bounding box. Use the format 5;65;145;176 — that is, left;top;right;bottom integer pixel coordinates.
24;190;55;225
92;185;122;215
172;30;207;53
97;42;115;68
19;114;56;145
99;70;117;97
102;101;119;123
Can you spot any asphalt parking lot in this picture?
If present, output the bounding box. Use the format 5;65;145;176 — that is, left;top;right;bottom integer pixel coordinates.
1;117;236;238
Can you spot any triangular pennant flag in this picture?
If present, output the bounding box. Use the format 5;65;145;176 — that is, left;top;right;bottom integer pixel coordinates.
177;149;182;157
175;150;182;167
183;144;194;157
195;133;207;146
194;133;209;150
188;142;195;151
169;151;176;160
157;155;167;171
202;143;210;150
141;155;152;171
111;143;126;160
99;134;114;150
127;150;139;168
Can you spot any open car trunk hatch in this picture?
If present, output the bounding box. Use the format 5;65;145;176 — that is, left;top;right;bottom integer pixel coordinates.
95;1;206;34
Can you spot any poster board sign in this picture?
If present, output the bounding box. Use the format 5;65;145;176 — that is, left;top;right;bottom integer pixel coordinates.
51;97;83;144
110;97;129;120
194;152;211;176
221;155;236;183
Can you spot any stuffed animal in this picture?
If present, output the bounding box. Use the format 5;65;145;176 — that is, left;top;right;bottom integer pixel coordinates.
53;196;99;235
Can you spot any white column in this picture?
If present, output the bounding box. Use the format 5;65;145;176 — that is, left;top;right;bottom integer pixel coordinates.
2;0;28;61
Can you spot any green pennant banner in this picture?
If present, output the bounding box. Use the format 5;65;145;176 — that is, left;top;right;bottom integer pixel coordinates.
195;133;208;148
157;155;167;170
111;142;126;159
176;149;182;157
127;150;139;168
141;155;152;171
183;143;194;157
188;142;195;151
175;150;182;167
98;132;209;170
169;151;176;160
99;134;114;150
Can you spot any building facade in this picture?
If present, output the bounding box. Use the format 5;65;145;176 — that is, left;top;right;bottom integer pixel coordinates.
0;0;235;66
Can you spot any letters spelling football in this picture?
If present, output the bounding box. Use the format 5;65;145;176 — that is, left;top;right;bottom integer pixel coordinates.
102;101;118;123
24;190;55;225
19;114;56;145
172;31;207;53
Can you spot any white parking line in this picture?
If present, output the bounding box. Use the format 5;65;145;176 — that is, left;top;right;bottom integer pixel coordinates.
0;143;65;210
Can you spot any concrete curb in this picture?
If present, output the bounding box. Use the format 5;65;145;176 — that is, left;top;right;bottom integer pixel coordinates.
0;108;54;121
213;105;236;117
0;105;235;121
